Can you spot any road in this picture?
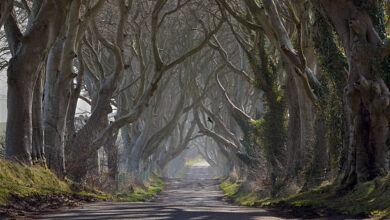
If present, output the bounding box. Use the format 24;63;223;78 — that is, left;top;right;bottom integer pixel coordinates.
41;162;350;220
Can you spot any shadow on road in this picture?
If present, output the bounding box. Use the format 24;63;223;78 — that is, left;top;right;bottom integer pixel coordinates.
41;162;359;220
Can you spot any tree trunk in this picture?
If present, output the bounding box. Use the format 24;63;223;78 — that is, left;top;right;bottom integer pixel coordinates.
44;0;84;178
317;0;390;187
66;95;112;182
43;38;70;178
104;130;119;182
285;73;301;179
295;76;315;175
4;0;70;165
32;69;45;164
5;66;35;164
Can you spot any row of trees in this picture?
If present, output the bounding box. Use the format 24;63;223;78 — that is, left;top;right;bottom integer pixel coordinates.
0;0;389;195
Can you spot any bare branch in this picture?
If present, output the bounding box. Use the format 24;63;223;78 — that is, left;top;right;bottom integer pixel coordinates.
158;0;191;28
216;0;263;31
215;71;254;127
209;36;253;83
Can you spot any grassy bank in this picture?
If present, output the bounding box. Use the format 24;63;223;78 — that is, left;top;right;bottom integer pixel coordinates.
0;159;166;206
0;159;110;206
220;179;267;206
115;173;166;202
220;175;390;219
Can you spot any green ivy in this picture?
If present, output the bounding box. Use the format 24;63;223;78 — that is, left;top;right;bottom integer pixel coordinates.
240;34;287;196
313;10;348;175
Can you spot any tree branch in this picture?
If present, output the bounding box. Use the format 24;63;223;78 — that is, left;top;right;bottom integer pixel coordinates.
216;0;263;31
209;36;253;83
0;0;13;28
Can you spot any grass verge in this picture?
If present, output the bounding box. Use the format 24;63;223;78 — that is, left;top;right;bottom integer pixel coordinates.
220;175;390;219
0;159;167;206
220;179;268;206
115;172;166;202
0;159;110;206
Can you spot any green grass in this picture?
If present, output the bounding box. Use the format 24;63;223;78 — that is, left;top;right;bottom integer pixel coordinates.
0;159;113;206
0;160;70;206
280;176;390;219
0;159;167;206
115;172;166;202
220;175;390;219
220;179;268;206
220;179;241;196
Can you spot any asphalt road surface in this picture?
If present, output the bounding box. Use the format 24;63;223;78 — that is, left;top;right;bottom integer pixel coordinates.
41;162;352;220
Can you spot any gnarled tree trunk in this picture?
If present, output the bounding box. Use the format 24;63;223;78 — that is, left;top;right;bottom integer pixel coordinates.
317;0;390;187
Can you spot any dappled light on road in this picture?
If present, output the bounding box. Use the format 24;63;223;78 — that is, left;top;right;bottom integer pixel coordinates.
42;163;285;219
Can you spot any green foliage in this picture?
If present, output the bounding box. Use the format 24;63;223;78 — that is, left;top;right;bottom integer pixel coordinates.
115;172;165;202
220;179;241;197
242;34;287;174
251;96;286;158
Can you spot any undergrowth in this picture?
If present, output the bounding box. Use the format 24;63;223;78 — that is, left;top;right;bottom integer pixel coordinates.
221;175;390;219
115;172;166;202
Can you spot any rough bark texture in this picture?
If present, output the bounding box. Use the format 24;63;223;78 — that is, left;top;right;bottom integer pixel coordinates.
44;0;104;178
5;0;70;164
317;0;390;187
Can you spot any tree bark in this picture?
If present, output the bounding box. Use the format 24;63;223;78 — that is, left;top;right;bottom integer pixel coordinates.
44;36;69;178
317;0;390;186
32;69;45;164
5;1;70;164
0;0;13;28
104;130;119;182
285;73;301;179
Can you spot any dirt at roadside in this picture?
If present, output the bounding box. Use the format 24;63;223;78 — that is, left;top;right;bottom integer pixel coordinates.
263;201;367;220
0;193;104;219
